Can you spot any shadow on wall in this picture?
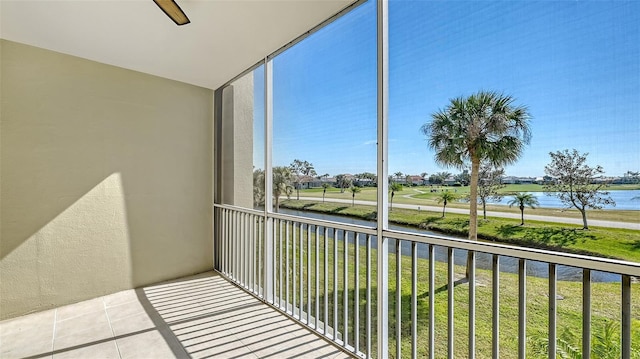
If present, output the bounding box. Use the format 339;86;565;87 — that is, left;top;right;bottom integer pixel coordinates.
0;40;213;319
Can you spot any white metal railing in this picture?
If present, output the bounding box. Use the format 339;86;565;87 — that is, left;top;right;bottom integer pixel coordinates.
214;204;638;359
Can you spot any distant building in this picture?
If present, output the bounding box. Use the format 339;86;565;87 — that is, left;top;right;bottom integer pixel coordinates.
444;177;457;186
501;176;535;184
406;175;426;186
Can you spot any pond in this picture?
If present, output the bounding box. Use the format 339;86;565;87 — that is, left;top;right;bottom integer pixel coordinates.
485;189;640;210
280;209;622;282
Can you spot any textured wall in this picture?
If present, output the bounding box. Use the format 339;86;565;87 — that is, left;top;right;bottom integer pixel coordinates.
221;73;254;208
0;40;214;320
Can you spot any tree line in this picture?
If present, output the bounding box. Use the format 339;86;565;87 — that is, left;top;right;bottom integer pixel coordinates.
253;91;619;232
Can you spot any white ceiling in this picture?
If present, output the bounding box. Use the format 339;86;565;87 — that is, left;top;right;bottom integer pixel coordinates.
0;0;355;90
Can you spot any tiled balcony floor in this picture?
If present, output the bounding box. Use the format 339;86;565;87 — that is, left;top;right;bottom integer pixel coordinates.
0;271;352;359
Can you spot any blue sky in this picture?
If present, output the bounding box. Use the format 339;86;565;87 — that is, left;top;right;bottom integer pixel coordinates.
255;0;639;178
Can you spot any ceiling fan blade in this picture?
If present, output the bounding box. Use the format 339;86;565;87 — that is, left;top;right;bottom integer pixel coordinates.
153;0;190;26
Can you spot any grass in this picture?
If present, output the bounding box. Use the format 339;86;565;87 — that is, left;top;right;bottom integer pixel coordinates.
298;186;640;224
279;200;640;263
265;224;640;359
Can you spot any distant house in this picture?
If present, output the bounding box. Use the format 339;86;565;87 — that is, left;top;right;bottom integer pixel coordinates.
301;175;342;189
501;176;536;185
406;175;426;186
354;178;375;187
393;177;407;184
323;177;337;186
299;175;318;189
501;176;518;184
517;177;535;184
444;177;457;186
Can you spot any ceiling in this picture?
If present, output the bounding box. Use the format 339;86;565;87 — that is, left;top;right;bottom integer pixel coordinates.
0;0;355;90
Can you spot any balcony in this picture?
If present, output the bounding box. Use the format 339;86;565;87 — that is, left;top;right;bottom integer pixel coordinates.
214;205;639;358
0;271;351;359
2;0;638;358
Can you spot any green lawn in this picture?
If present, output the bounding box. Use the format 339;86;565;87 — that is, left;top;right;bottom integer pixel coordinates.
298;186;640;224
270;224;640;359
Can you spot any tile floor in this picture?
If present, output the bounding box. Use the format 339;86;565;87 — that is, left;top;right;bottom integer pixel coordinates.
0;271;352;359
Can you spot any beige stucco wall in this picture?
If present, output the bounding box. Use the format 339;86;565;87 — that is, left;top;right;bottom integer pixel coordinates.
221;73;254;208
0;40;214;320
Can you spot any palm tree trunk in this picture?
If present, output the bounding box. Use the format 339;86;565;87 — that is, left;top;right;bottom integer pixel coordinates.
467;158;480;279
275;195;280;213
520;205;525;225
482;201;487;220
442;204;446;218
469;158;480;241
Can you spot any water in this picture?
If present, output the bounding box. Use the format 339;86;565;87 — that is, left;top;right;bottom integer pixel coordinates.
280;208;622;282
485;190;640;210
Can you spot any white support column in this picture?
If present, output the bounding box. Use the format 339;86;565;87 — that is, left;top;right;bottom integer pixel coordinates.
376;0;389;357
264;57;274;303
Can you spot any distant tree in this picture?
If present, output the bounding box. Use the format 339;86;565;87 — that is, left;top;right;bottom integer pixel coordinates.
544;149;615;229
420;172;428;179
394;171;404;182
356;172;376;180
389;182;403;211
436;191;458;218
289;159;316;200
354;172;376;186
477;164;506;219
624;170;640;184
253;168;265;208
335;174;352;193
349;186;361;206
428;174;442;185
285;185;294;200
322;183;330;203
455;169;470;186
423;91;531;278
508;192;539;225
272;166;293;212
431;171;452;185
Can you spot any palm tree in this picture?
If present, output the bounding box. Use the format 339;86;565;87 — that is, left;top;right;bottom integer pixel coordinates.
394;171;403;182
272;166;293;212
436;191;458;218
435;171;452;185
508;192;539;225
322;183;330;203
422;91;531;240
389;183;403;211
349;186;361;206
423;91;530;278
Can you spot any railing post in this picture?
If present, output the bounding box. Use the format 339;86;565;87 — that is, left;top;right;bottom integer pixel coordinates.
582;269;591;359
263;56;274;303
622;275;631;359
376;0;389;357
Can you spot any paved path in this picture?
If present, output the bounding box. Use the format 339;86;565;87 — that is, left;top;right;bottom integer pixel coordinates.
298;197;640;230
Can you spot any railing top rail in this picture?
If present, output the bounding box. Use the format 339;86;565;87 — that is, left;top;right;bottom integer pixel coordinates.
213;203;378;235
214;203;264;216
270;212;379;236
387;229;640;277
214;204;640;277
